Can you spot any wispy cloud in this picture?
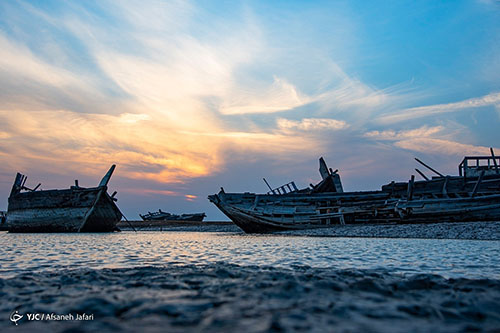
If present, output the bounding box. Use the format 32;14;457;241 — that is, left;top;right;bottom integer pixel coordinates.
318;78;389;111
364;126;444;140
0;2;286;182
219;76;310;115
378;92;500;124
122;188;180;197
185;194;197;201
362;125;497;157
0;0;393;186
277;118;348;132
395;138;495;156
0;34;79;88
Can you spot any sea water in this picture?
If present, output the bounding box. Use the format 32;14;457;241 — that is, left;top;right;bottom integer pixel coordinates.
0;231;498;279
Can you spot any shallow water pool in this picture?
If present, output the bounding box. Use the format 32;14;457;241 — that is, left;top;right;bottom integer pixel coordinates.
0;231;498;279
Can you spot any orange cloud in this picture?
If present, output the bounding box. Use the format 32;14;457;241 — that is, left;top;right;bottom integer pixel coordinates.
121;188;180;196
184;194;197;201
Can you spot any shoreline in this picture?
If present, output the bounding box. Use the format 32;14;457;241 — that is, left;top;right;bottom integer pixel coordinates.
2;220;499;240
277;221;500;241
117;220;233;227
117;221;500;241
117;220;237;232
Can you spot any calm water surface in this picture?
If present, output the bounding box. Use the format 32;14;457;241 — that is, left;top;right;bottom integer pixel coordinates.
0;231;498;279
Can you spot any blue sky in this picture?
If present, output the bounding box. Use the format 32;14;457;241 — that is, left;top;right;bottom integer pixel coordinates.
0;0;499;219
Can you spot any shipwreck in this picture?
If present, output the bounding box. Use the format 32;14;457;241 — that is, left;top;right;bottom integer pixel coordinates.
208;149;500;233
140;209;206;222
7;165;123;233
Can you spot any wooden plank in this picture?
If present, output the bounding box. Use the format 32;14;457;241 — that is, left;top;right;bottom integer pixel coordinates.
98;165;116;187
415;158;445;177
10;173;23;197
7;207;89;232
263;178;275;194
78;188;104;232
471;170;485;197
319;157;330;180
8;188;99;210
407;175;415;201
415;168;429;180
491;147;499;174
442;176;449;196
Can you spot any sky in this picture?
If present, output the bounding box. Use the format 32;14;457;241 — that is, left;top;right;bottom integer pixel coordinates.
0;0;499;220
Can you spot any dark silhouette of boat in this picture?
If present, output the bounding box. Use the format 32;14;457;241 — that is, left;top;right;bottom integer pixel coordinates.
209;149;500;233
140;210;206;222
7;165;122;233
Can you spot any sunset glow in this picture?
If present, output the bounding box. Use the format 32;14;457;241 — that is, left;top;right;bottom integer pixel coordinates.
1;1;499;219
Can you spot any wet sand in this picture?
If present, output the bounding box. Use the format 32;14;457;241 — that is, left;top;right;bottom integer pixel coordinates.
279;221;500;240
117;220;237;232
1;263;499;332
119;221;500;240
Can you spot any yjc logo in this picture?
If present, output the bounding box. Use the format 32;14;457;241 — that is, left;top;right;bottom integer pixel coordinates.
10;310;23;325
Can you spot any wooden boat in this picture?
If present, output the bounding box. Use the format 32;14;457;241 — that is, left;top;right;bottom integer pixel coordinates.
209;150;500;233
7;165;122;233
140;210;206;222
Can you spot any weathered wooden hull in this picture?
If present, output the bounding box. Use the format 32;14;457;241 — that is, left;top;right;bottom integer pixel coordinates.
8;187;122;233
209;154;500;233
395;194;500;223
220;204;336;233
381;176;500;197
209;190;500;233
208;191;384;233
181;213;206;222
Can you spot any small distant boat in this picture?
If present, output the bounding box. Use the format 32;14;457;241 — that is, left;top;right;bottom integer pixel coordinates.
140;209;206;222
7;165;123;233
209;149;500;233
